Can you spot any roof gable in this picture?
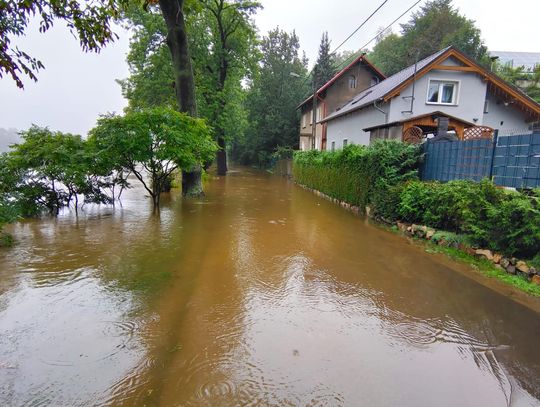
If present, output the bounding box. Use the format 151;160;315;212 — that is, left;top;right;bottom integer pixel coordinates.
297;54;386;109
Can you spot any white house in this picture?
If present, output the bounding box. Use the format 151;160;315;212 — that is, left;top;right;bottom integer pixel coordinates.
320;47;540;149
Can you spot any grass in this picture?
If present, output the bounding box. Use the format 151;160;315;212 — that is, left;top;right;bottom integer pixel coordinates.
424;241;540;297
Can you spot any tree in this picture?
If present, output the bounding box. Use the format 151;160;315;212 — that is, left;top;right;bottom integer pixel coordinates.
368;31;407;77
119;1;259;177
369;0;488;76
235;28;309;166
198;0;260;176
117;5;177;111
313;31;336;89
6;126;111;215
89;107;217;209
0;0;127;88
2;1;213;198
494;63;540;104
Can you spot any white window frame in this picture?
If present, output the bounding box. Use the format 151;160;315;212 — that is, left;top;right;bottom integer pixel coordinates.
302;113;306;128
309;110;313;125
426;78;460;106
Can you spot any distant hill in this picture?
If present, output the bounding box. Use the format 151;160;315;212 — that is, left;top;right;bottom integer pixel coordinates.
0;128;21;152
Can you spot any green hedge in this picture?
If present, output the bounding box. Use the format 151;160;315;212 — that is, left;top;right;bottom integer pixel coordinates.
400;180;540;258
293;141;423;218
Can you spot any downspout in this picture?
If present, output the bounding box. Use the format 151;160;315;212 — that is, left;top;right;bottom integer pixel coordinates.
373;99;388;122
373;99;388;140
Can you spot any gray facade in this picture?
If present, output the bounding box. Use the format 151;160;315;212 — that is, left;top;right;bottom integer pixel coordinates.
327;104;389;147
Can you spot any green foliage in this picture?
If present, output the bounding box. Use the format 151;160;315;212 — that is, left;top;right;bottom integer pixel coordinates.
2;127;112;216
493;62;540;103
235;27;309;166
117;5;177;110
118;0;259;164
293;141;422;218
1;0;127;88
89;107;217;208
399;180;540;258
426;241;540;297
313;31;336;89
369;0;488;76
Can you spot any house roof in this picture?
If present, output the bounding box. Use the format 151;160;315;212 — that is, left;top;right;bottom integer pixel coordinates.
362;111;476;132
321;46;540;124
297;53;386;109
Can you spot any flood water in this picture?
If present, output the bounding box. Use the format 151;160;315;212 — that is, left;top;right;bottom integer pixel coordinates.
1;168;540;406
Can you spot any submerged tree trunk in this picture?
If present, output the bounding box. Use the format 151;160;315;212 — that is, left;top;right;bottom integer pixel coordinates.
216;137;227;176
181;169;203;196
159;0;203;197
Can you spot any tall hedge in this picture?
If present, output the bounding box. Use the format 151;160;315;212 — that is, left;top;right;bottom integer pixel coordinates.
293;141;423;218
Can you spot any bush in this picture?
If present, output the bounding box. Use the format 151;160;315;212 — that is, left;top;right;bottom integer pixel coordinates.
293;141;423;219
399;179;540;258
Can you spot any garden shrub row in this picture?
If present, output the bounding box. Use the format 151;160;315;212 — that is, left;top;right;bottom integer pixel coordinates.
293;141;540;259
293;141;422;215
400;180;540;258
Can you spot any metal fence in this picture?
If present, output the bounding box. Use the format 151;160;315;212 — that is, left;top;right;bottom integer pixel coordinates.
421;132;540;189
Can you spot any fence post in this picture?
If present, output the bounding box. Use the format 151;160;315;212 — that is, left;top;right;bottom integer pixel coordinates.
488;129;499;181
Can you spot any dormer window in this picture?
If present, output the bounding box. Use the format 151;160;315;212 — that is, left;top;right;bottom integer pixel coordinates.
349;75;357;89
427;79;458;105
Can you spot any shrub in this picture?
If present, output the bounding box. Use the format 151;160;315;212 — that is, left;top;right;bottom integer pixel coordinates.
399;179;540;258
293;141;422;218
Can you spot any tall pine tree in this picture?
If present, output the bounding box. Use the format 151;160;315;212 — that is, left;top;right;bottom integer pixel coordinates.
313;32;336;89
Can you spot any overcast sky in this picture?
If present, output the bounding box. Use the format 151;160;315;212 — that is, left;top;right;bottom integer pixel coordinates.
1;0;539;136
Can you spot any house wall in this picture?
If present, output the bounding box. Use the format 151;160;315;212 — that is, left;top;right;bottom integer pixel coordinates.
326;103;389;148
388;58;487;124
482;91;532;134
298;60;382;150
323;62;380;115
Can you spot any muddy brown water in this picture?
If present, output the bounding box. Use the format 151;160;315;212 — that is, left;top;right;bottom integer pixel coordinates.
1;168;540;406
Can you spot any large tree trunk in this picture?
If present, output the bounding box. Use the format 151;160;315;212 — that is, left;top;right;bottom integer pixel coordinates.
159;0;203;197
216;136;227;176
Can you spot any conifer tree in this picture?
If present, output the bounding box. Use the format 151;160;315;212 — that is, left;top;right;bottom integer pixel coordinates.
313;32;336;89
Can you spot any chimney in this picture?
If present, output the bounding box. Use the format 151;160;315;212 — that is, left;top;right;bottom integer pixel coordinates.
437;116;449;137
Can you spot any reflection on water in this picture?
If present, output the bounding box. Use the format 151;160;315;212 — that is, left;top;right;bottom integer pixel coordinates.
1;168;540;406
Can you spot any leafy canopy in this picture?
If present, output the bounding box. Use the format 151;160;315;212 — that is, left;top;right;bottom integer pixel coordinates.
89;107;217;207
1;0;127;88
369;0;488;76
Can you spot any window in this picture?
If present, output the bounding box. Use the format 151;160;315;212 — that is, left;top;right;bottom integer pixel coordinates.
483;99;489;114
331;141;335;151
302;113;306;128
343;139;348;148
370;76;379;86
309;110;313;125
316;106;322;121
427;80;458;105
349;75;357;89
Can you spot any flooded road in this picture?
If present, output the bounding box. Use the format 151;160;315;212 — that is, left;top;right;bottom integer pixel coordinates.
1;168;540;406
